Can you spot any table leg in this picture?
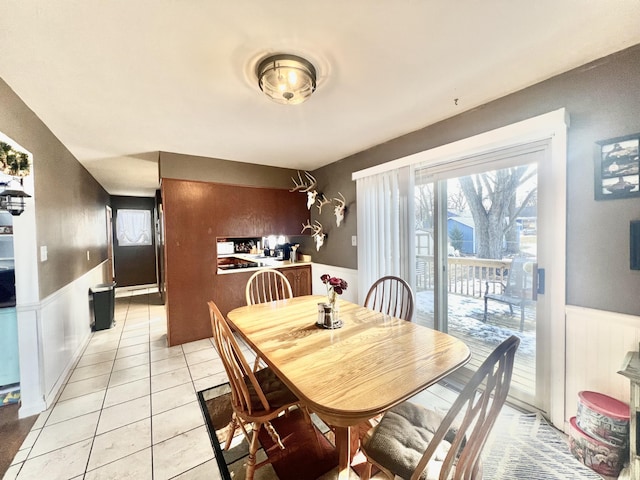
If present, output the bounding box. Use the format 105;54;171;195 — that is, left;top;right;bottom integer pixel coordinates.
334;426;351;480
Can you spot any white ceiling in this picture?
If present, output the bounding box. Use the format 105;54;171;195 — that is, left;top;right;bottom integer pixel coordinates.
2;1;640;197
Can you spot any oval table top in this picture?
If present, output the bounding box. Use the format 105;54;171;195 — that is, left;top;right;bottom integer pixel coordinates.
227;295;471;427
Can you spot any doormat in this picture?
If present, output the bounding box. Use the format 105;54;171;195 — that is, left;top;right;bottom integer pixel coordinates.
0;390;19;406
197;383;371;480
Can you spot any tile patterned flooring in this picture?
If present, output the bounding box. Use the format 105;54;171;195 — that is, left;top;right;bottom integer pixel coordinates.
2;288;489;480
3;288;230;480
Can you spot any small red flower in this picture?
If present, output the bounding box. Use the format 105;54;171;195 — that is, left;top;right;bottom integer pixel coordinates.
320;274;348;296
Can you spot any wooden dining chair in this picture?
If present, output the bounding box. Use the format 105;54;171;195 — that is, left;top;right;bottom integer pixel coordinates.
245;269;293;370
245;269;293;305
207;300;311;480
359;335;520;480
364;275;415;321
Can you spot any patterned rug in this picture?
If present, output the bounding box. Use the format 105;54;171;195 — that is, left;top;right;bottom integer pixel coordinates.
0;389;19;406
483;412;609;479
199;382;612;479
197;383;348;480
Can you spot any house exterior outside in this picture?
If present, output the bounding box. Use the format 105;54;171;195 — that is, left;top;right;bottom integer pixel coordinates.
447;215;475;255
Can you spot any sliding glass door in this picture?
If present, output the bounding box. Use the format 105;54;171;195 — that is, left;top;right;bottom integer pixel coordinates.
413;145;546;411
356;110;568;421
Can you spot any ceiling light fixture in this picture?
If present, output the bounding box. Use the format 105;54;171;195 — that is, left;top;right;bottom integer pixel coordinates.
256;54;317;105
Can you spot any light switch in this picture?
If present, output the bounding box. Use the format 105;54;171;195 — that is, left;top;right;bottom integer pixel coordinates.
86;250;90;261
351;235;357;247
40;245;47;262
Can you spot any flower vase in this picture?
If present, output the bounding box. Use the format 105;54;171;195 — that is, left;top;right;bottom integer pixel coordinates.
319;274;347;329
324;292;342;329
330;298;339;319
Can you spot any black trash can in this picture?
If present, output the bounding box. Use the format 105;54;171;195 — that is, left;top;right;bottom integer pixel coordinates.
90;282;116;331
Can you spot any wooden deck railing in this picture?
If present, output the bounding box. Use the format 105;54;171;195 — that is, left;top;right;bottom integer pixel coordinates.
416;256;511;298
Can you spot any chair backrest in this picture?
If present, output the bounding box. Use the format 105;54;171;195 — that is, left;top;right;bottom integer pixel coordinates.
364;275;414;321
504;257;534;300
245;269;293;305
411;335;520;480
207;300;271;415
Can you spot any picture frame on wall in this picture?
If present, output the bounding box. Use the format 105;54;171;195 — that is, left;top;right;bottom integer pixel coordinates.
595;133;640;200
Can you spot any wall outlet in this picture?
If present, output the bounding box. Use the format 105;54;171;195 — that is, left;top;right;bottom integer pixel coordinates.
40;245;47;262
351;235;357;247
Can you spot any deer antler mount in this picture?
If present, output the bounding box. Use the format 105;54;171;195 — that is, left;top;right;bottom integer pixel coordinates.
333;192;347;227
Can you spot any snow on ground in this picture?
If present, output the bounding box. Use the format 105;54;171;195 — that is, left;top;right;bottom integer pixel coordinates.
415;290;536;359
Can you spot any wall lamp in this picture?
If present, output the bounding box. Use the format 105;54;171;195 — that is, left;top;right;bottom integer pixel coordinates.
0;179;31;216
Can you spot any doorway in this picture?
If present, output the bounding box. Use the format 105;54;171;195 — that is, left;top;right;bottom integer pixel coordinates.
110;196;158;288
354;109;568;423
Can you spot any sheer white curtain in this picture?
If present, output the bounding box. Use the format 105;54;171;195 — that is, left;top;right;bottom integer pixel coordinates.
356;166;414;303
116;209;152;246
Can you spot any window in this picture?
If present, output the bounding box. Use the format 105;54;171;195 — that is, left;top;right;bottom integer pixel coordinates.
116;209;152;246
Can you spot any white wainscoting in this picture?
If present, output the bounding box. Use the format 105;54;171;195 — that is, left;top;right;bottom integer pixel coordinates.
311;264;359;305
18;263;108;418
565;305;639;431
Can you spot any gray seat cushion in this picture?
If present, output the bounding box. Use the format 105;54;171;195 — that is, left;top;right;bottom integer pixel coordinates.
362;401;456;480
247;367;298;412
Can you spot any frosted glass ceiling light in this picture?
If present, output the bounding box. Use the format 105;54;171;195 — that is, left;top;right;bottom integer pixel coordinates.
257;54;317;105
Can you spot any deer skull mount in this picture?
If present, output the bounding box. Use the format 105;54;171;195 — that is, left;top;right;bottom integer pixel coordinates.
289;171;319;211
301;220;326;251
307;190;317;210
333;192;347;227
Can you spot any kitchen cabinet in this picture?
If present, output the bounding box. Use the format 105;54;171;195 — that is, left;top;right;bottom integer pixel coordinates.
280;265;311;297
161;178;309;346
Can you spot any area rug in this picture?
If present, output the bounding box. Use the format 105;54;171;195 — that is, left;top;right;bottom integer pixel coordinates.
198;383;341;480
0;389;19;406
199;383;607;480
483;412;607;479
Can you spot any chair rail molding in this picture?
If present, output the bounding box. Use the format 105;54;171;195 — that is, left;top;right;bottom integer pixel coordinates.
17;262;108;417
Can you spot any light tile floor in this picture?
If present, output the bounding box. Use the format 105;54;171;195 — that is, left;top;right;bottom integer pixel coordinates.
1;287;492;480
3;288;230;480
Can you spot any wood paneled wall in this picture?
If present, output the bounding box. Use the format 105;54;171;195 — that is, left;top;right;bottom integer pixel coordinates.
161;178;309;346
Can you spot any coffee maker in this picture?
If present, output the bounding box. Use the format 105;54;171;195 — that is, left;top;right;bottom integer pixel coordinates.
274;243;292;260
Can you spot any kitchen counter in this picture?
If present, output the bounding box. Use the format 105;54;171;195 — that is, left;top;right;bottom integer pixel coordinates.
217;254;311;275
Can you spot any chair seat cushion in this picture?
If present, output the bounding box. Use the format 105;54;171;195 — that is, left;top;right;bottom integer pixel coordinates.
362;401;454;480
248;367;298;412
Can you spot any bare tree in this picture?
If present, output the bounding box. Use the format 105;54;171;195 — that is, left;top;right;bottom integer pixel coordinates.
447;189;467;214
415;182;469;228
415;183;434;229
459;166;536;259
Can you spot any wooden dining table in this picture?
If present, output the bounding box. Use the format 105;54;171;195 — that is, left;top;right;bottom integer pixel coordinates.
227;295;471;479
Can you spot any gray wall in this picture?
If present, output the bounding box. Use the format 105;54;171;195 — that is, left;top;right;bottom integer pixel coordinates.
0;78;110;300
311;44;640;316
